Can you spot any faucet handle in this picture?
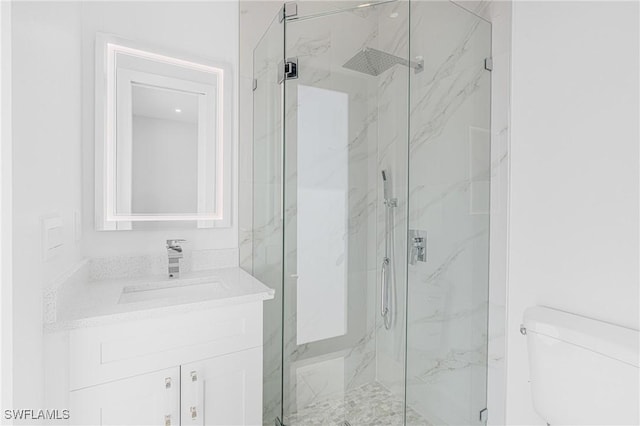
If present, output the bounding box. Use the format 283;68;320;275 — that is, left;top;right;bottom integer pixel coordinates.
166;239;186;248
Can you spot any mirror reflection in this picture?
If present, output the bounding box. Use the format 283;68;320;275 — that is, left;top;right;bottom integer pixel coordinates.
128;84;200;215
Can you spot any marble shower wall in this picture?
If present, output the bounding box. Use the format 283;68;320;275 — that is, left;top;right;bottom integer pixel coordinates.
406;2;492;425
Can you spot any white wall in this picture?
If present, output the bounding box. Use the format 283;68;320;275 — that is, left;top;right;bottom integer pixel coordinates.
506;2;639;424
0;0;13;411
80;1;239;258
9;0;240;411
11;1;84;409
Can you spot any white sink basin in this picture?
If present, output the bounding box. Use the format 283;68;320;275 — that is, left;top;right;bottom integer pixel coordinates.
118;276;224;304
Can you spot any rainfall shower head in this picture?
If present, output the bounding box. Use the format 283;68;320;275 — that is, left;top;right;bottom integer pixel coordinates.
343;47;423;77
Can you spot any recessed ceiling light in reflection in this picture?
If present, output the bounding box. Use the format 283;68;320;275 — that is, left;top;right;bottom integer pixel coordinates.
174;108;182;113
390;12;399;18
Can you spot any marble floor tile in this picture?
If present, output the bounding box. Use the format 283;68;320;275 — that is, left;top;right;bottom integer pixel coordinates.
287;381;431;426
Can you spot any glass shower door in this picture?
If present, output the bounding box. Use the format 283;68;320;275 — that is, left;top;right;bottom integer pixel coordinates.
253;1;493;424
252;12;284;426
281;2;410;425
406;2;492;425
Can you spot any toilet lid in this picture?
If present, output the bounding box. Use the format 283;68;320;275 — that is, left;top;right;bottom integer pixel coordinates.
523;306;639;367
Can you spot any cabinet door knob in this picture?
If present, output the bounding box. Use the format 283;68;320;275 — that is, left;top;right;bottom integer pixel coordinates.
164;415;171;426
190;370;198;382
165;377;172;389
190;406;198;419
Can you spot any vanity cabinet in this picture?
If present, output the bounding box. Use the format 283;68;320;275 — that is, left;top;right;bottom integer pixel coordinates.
69;348;261;426
181;347;262;425
69;367;181;426
56;301;265;426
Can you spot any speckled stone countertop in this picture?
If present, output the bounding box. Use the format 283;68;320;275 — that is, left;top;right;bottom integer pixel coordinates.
45;267;274;333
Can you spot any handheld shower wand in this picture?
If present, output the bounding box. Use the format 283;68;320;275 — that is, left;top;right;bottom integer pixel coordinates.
382;170;390;200
380;170;397;330
381;170;397;207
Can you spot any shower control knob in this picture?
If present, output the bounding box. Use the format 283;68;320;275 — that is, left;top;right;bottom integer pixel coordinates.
408;230;427;264
413;237;426;261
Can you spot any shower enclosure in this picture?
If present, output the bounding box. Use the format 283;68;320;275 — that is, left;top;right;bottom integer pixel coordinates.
252;1;491;425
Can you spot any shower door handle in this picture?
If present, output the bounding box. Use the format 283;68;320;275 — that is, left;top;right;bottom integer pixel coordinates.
380;257;390;317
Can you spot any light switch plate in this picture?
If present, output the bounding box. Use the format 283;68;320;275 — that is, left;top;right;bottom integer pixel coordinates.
42;214;63;261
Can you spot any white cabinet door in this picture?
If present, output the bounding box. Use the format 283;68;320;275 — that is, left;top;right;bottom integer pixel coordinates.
69;367;180;426
181;347;262;426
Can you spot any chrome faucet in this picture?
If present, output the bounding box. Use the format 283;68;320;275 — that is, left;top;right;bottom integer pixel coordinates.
166;239;186;278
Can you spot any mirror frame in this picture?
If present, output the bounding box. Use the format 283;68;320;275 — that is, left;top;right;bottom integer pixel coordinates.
95;33;232;230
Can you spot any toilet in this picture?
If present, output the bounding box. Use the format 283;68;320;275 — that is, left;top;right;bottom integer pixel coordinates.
523;306;639;425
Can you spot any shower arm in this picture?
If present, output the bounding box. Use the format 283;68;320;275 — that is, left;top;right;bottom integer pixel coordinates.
403;56;424;73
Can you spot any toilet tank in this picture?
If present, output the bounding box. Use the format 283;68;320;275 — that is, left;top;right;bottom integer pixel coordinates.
523;306;639;425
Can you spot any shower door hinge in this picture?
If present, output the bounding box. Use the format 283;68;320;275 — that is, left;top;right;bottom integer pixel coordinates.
479;408;488;423
280;2;297;21
484;57;493;71
278;57;298;84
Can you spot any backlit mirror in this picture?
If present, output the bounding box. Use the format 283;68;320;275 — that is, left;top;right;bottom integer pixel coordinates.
95;34;232;230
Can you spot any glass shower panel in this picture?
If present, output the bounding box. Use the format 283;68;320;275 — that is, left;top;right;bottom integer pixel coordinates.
406;2;492;425
290;0;396;21
252;13;284;426
282;2;409;425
